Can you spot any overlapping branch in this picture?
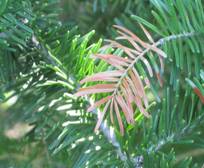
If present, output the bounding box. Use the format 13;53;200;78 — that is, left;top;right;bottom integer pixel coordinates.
75;24;195;135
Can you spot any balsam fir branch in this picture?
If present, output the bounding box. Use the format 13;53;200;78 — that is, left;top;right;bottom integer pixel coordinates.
75;24;196;135
1;0;204;167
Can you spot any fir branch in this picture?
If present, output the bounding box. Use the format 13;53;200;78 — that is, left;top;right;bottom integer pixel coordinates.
75;25;196;135
81;30;196;167
110;31;195;98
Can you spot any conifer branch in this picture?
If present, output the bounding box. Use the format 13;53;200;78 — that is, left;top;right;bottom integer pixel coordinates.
75;25;196;135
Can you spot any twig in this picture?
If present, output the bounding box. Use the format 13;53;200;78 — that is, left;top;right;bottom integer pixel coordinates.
88;97;128;161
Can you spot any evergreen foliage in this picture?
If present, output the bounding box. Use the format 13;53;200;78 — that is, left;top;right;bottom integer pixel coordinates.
0;0;204;167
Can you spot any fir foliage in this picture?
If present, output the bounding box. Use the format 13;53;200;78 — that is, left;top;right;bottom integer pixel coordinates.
0;0;204;168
